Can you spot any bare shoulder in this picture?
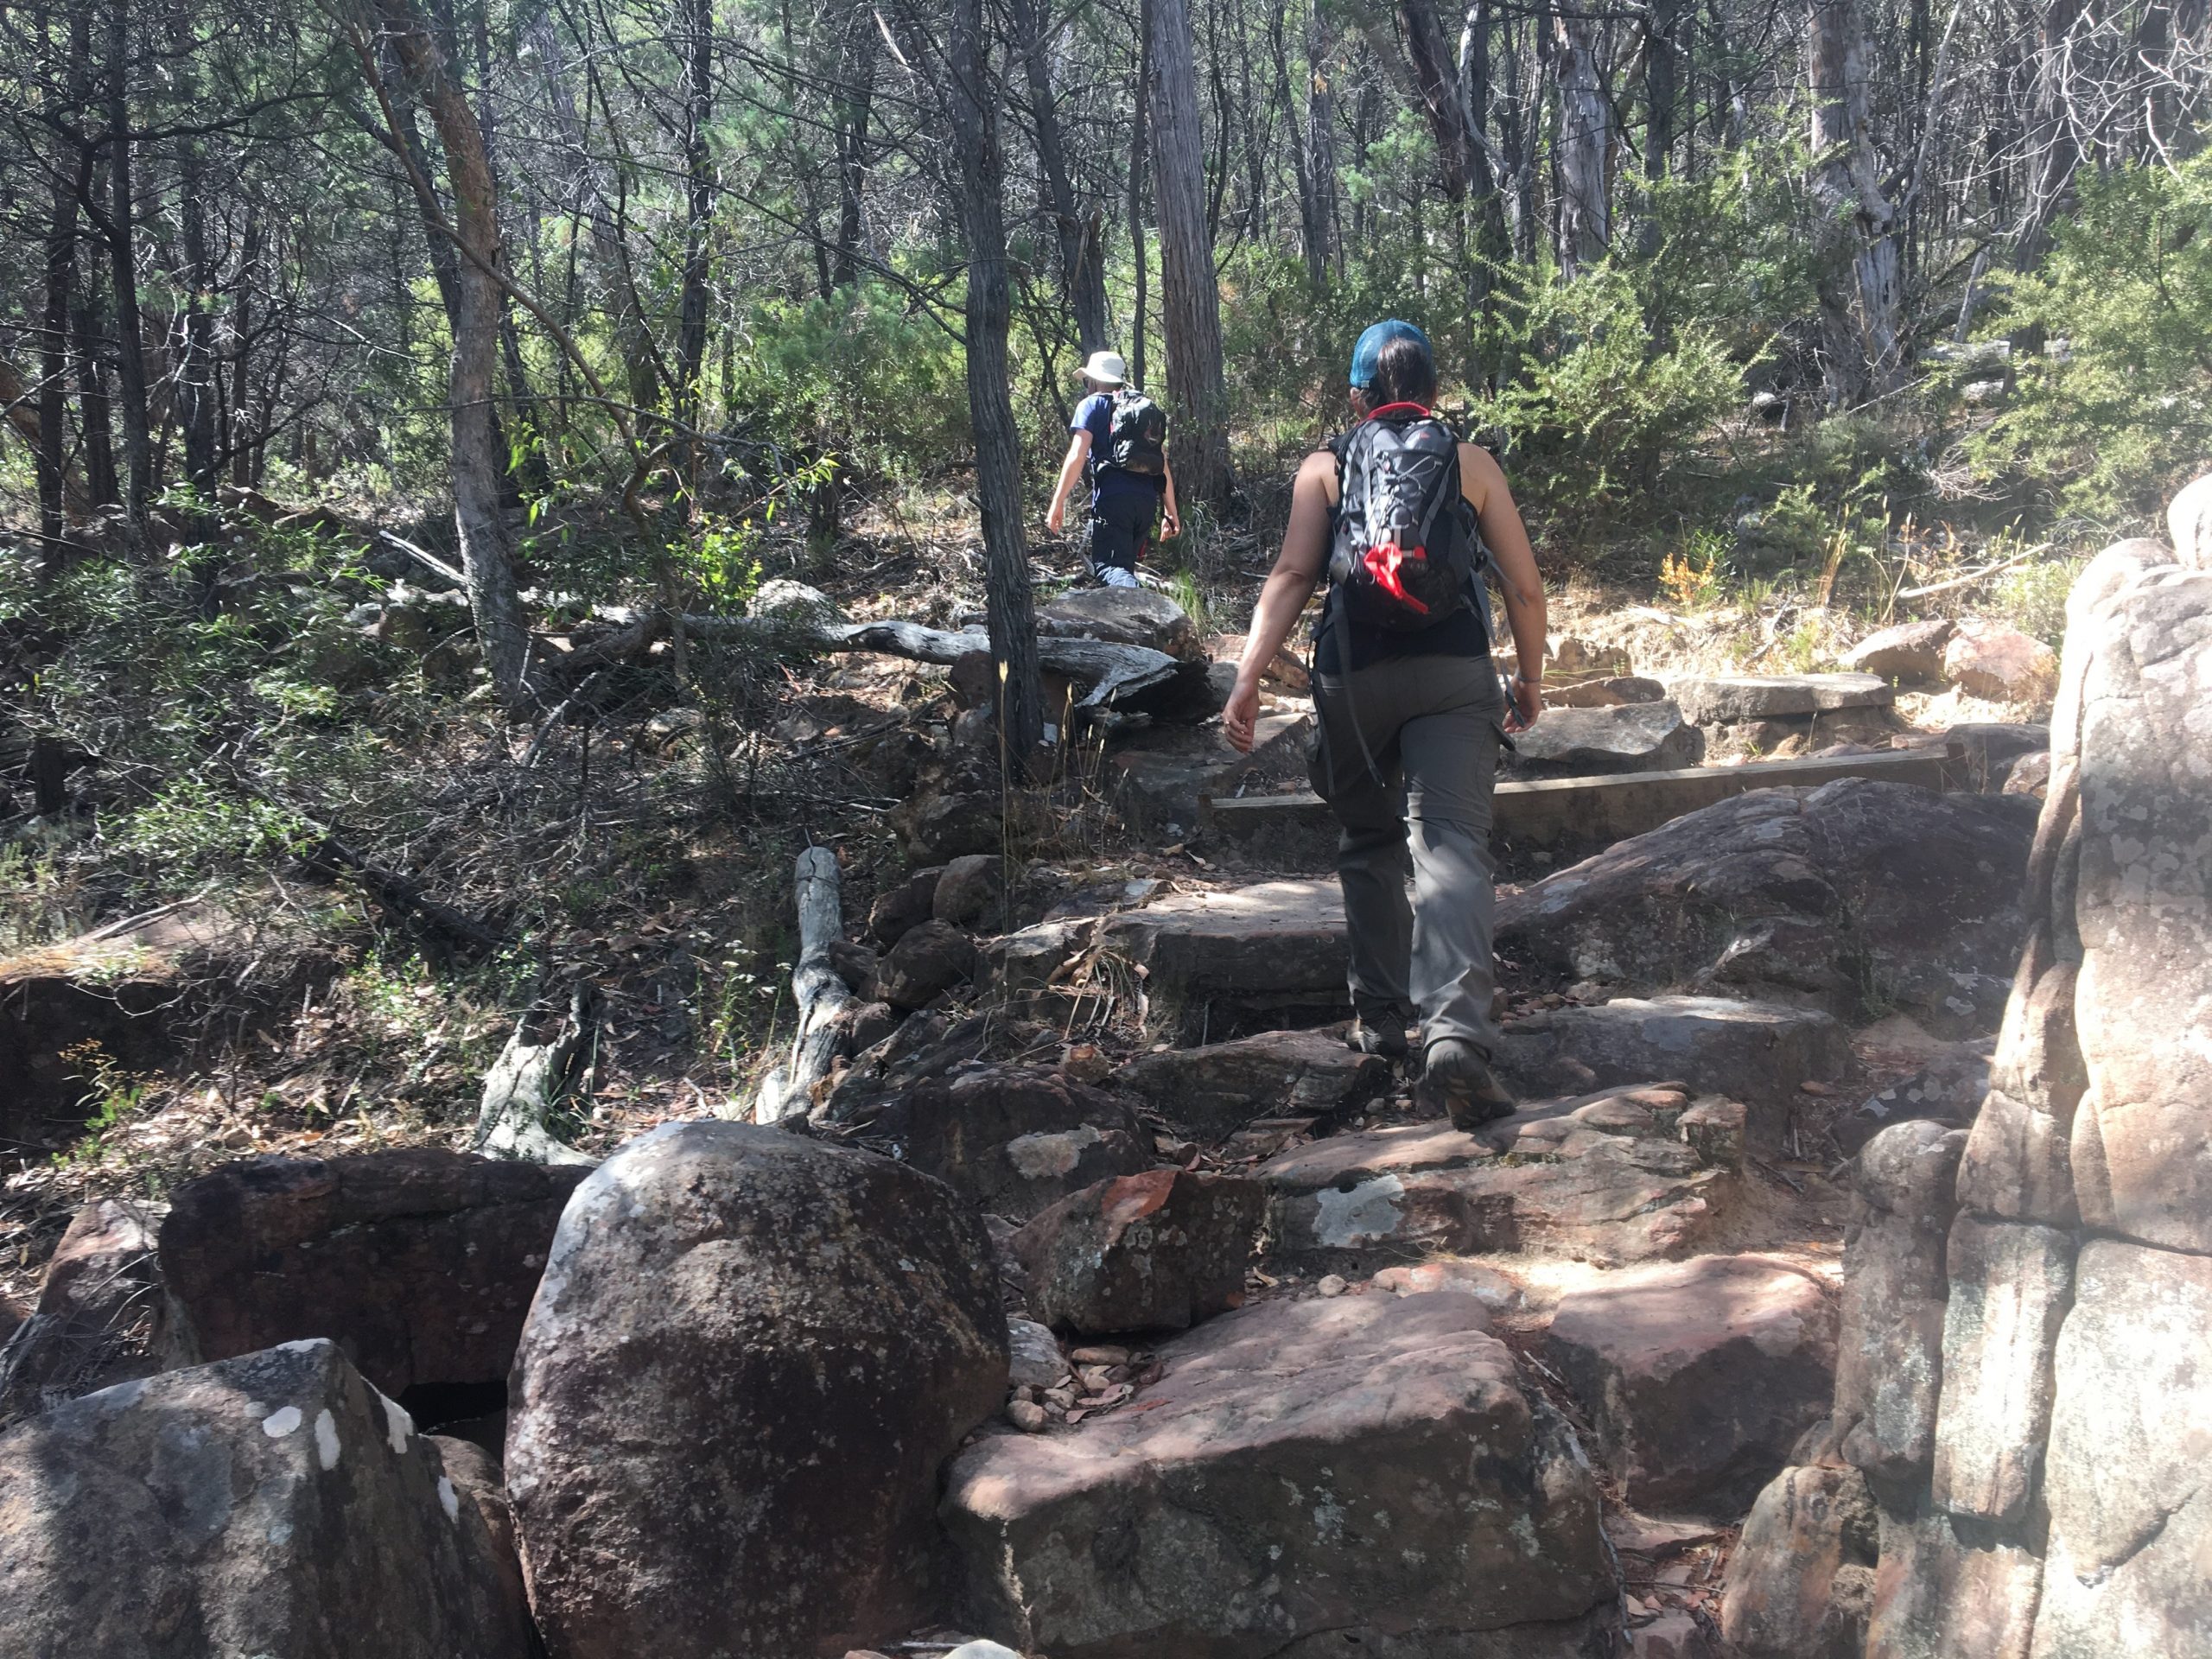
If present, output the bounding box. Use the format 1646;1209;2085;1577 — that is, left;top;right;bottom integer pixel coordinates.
1299;447;1340;504
1458;440;1509;505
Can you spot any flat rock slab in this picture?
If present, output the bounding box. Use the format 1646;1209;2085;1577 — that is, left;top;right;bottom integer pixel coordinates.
1116;1027;1391;1142
0;1338;531;1657
1495;995;1849;1136
942;1294;1615;1658
159;1149;588;1398
1667;673;1893;724
1505;699;1705;777
1546;1254;1840;1514
1013;1170;1263;1336
1107;711;1311;836
1261;1086;1738;1270
1039;588;1205;663
1099;880;1351;1039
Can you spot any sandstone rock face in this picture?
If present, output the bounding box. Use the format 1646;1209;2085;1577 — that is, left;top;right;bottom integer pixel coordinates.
889;1064;1152;1220
1845;619;1955;686
159;1149;586;1398
1494;995;1848;1125
1039;587;1204;662
506;1123;1007;1659
2168;471;2212;568
942;1294;1615;1658
0;1338;531;1658
0;1197;180;1424
1014;1170;1262;1335
1835;1123;1965;1493
1942;620;2058;703
1497;779;2034;1036
1864;1507;2042;1659
1666;671;1891;724
2031;1239;2212;1656
1261;1087;1739;1271
1721;1464;1878;1659
1116;1027;1392;1142
1929;1214;2074;1526
1544;1254;1838;1513
1840;1046;1987;1154
1504;700;1704;777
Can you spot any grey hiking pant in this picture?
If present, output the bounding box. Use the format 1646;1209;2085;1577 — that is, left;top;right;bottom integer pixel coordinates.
1309;652;1508;1058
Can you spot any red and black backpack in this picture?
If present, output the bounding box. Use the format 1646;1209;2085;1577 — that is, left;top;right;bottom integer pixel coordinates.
1326;403;1489;637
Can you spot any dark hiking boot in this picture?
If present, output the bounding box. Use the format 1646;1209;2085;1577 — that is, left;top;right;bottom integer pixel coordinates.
1347;1015;1410;1062
1417;1038;1517;1130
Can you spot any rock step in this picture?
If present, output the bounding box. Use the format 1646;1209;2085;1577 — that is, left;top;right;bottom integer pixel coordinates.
1663;671;1893;724
1258;1083;1747;1270
1199;742;1962;865
942;1291;1618;1658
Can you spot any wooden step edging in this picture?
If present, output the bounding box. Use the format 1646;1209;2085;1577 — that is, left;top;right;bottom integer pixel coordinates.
1198;743;1967;861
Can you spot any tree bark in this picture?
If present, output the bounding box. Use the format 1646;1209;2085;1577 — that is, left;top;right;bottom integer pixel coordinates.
2013;0;2083;267
947;0;1046;774
39;10;93;550
1147;0;1234;511
753;847;852;1122
1128;0;1151;389
1552;4;1611;276
830;0;876;287
373;0;531;707
1809;0;1904;394
1286;0;1340;284
673;0;715;426
172;8;219;509
1012;0;1110;353
104;0;155;531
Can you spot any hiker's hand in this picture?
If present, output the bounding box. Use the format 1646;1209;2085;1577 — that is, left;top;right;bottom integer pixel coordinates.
1046;499;1066;535
1505;674;1542;734
1223;676;1261;753
1161;505;1181;539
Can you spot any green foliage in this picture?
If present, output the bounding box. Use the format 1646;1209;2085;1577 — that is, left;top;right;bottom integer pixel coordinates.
1470;263;1745;531
1974;153;2212;522
104;779;317;875
1988;554;2087;645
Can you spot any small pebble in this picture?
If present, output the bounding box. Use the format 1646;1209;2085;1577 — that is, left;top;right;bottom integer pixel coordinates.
1007;1399;1049;1433
1317;1274;1349;1298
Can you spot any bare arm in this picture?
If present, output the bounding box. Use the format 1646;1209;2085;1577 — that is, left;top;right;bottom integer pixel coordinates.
1160;453;1181;538
1462;442;1548;727
1224;450;1332;752
1045;429;1091;533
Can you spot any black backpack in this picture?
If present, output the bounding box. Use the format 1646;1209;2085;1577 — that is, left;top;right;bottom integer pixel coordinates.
1103;390;1168;477
1327;404;1484;634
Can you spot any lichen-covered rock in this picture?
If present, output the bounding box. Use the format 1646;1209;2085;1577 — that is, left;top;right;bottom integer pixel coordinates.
884;1064;1153;1220
1864;1506;2042;1659
1503;699;1704;777
1013;1169;1262;1335
1942;620;2057;703
1116;1027;1392;1143
0;1338;531;1658
877;918;980;1009
0;1197;181;1425
942;1294;1614;1657
1666;672;1892;723
1038;587;1204;662
505;1123;1007;1659
1721;1464;1878;1659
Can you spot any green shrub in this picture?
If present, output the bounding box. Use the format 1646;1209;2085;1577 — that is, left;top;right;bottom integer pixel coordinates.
1974;154;2212;523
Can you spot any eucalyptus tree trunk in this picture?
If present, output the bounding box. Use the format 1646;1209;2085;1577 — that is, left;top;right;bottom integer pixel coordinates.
1147;0;1234;511
2013;0;2083;267
378;0;531;708
1012;0;1109;353
1551;5;1611;276
947;0;1045;775
1809;0;1904;395
1298;1;1341;283
673;0;715;426
1128;0;1151;388
830;0;876;288
104;0;155;531
39;9;92;550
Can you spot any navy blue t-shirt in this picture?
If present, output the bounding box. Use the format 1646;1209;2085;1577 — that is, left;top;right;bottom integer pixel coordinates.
1075;392;1166;511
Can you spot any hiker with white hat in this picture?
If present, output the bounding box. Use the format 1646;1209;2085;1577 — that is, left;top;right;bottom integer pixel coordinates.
1045;349;1181;588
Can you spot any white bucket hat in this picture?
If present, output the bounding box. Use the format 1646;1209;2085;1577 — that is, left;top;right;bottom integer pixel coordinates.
1081;350;1128;386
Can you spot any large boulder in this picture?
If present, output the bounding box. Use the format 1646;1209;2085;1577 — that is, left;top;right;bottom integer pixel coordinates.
1494;995;1849;1128
1116;1027;1393;1143
1720;1464;1879;1659
941;1293;1616;1657
877;918;981;1009
1260;1085;1740;1272
0;1197;181;1425
158;1149;587;1399
505;1123;1007;1659
1013;1169;1262;1335
1834;1122;1965;1495
1942;620;2057;704
1496;779;2036;1036
0;1338;532;1657
1544;1254;1839;1514
884;1064;1153;1220
1505;700;1704;777
1844;619;1954;687
1862;1506;2043;1659
1039;587;1204;662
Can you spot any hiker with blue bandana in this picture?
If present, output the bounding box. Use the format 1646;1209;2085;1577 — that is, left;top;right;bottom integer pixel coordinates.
1045;350;1182;588
1225;321;1548;1128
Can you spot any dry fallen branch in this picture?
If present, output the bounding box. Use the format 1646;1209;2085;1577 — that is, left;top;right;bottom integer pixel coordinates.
474;982;598;1165
753;846;852;1122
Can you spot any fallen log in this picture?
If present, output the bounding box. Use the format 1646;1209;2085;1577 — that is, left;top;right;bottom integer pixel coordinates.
308;836;504;951
753;845;852;1122
474;982;597;1165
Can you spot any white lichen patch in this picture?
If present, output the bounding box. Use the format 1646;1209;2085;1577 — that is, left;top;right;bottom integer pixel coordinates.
437;1475;461;1522
382;1394;414;1454
1313;1174;1406;1248
314;1408;341;1470
260;1406;303;1439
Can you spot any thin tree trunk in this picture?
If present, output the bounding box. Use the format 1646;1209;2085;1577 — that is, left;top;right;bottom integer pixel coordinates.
830;2;875;287
1129;0;1151;387
1147;0;1234;510
673;0;714;426
228;206;260;486
74;276;118;508
375;0;531;707
1552;4;1611;276
105;0;155;530
1012;0;1109;353
40;13;92;550
2014;0;2083;266
1809;0;1904;394
1295;1;1341;283
947;0;1045;775
173;16;219;509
